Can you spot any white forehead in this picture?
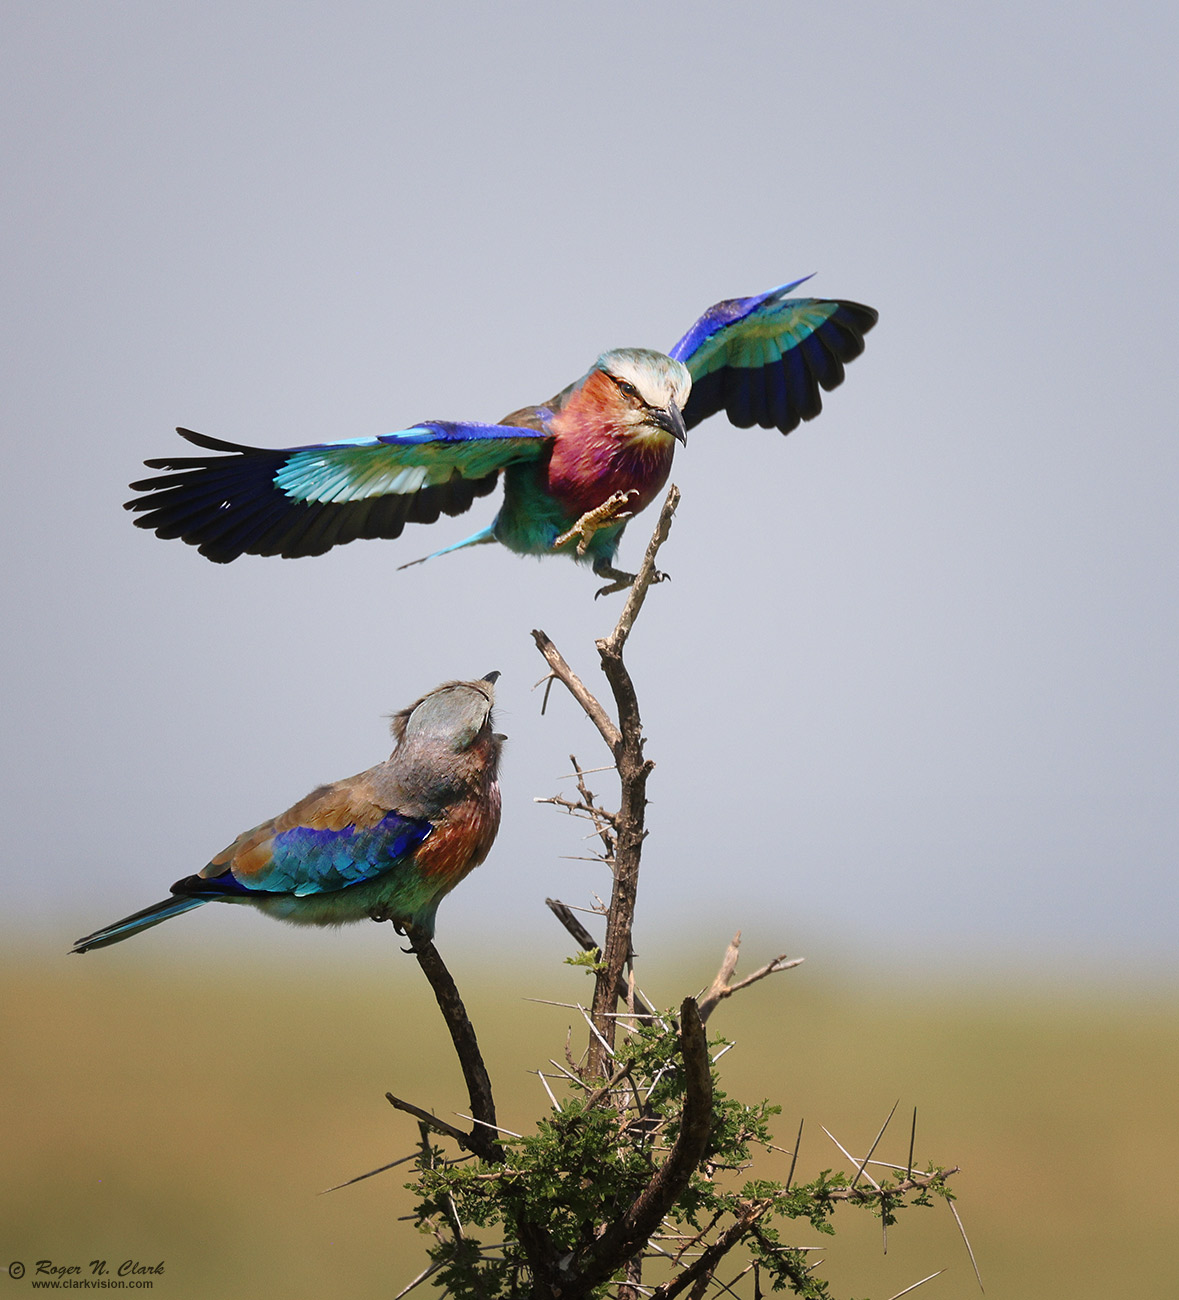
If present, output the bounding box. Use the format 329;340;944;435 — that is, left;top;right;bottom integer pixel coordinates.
598;348;692;407
406;683;492;748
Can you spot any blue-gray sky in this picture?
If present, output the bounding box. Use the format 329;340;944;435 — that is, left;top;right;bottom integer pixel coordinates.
3;2;1175;978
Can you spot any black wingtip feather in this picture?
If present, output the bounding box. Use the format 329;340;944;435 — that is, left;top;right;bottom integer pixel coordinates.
174;427;266;454
682;297;879;436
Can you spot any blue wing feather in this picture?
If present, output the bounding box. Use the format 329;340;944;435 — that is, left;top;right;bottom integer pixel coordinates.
254;812;433;895
184;809;434;897
125;422;549;562
671;280;878;435
70;810;435;953
668;276;815;364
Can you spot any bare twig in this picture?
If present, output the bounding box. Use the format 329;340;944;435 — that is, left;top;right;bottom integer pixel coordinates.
579;1003;616;1058
530;630;621;752
669;1208;727;1266
386;1094;471;1147
548;1058;590;1090
536;793;619;832
602;484;681;658
557;763;616;779
545;897;604;951
697;932;805;1024
572;754;619;857
533;1069;563;1112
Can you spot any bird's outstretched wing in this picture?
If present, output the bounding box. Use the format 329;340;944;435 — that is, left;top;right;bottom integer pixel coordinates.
125;422;550;563
670;278;879;435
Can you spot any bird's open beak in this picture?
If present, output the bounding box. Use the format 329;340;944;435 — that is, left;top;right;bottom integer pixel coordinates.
653;400;687;446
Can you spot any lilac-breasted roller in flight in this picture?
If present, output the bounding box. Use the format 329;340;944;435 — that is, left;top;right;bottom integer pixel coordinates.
72;675;503;953
126;278;877;592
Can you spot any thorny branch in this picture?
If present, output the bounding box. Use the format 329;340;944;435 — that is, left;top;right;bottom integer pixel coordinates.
532;484;681;1076
376;477;965;1299
648;1167;960;1300
575;997;714;1292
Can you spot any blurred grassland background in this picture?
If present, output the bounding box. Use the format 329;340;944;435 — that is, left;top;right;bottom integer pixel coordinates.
4;941;1177;1299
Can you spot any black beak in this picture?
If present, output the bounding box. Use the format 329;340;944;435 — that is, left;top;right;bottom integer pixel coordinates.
653;400;687;446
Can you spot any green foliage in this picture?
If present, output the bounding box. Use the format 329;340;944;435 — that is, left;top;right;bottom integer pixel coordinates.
563;949;607;974
406;1011;953;1299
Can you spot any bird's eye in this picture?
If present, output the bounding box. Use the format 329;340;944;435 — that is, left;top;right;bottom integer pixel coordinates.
617;379;639;400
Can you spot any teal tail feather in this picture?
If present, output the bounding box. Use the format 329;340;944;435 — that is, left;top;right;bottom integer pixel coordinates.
396;524;497;571
72;895;209;953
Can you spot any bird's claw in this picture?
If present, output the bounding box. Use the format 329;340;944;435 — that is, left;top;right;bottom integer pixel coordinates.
554;491;639;557
592;567;670;599
594;571;635;598
375;910;430;953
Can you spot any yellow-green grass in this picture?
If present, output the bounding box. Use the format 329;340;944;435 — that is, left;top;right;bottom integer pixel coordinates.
3;942;1176;1298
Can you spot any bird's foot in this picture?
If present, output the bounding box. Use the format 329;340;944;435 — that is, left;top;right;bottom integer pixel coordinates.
373;909;430;953
592;563;670;599
554;491;639;558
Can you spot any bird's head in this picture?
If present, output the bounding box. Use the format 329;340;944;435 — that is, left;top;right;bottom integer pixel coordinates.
392;672;501;755
587;348;691;447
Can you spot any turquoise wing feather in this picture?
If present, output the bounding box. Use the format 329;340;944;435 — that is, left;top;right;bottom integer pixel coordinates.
670;280;878;434
125;421;549;562
224;813;434;896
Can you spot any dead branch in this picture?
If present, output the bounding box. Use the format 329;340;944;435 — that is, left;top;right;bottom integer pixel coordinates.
697;932;806;1024
386;1093;471;1148
603;484;681;657
534;792;619;831
545;896;605;952
530;631;621;753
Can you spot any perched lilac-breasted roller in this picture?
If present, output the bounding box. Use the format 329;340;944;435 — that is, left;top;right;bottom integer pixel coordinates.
126;278;877;592
72;675;503;953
